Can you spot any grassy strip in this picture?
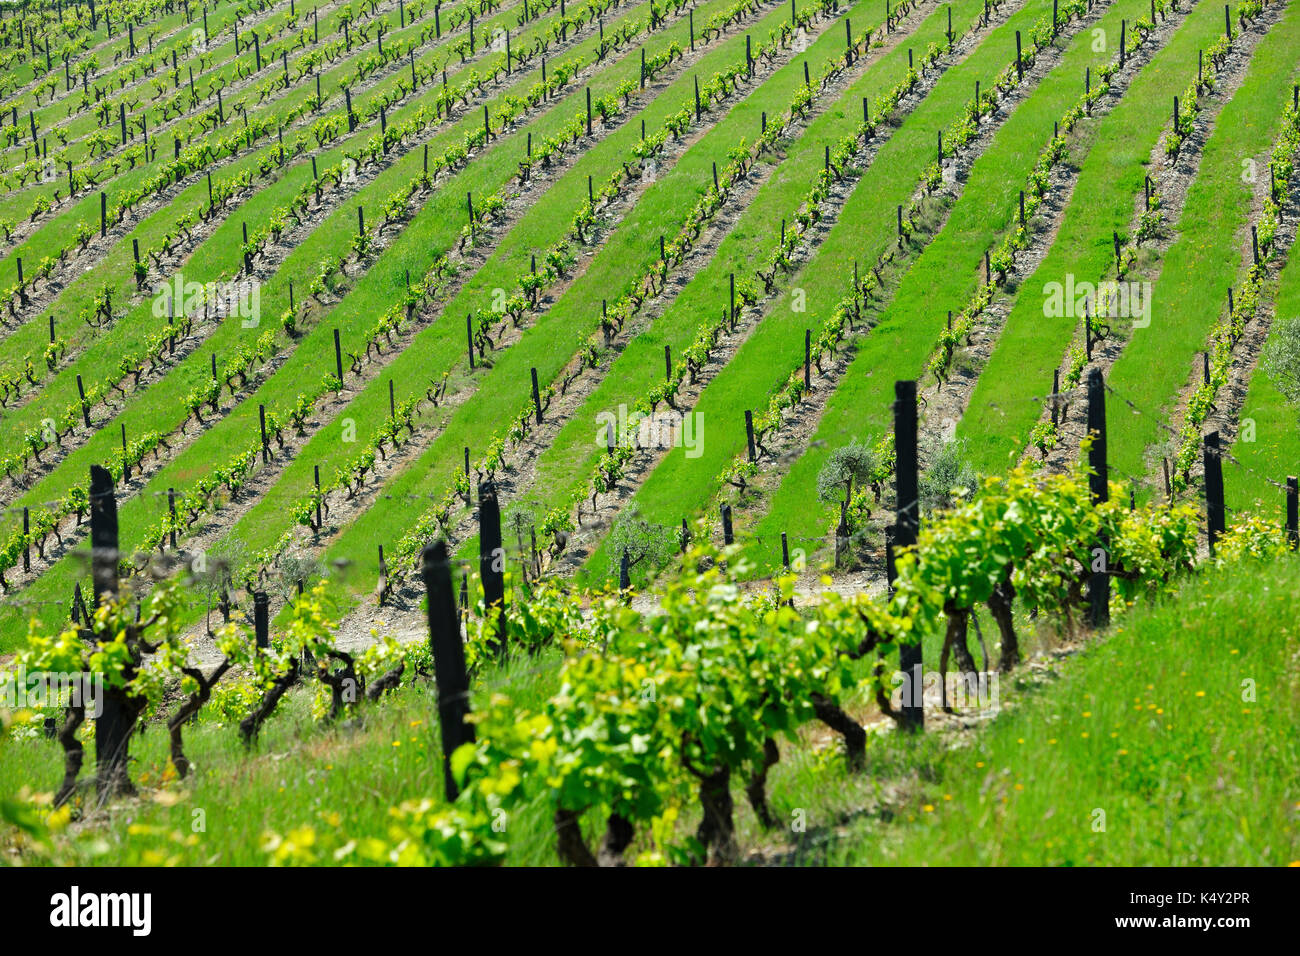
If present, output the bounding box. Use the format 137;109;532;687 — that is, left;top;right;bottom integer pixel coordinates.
1104;4;1300;489
0;0;229;127
0;0;530;392
0;0;746;650
565;0;997;582
0;0;373;177
207;0;802;566
744;0;1162;562
0;0;661;512
958;0;1278;472
1226;241;1300;518
313;0;893;601
1164;93;1300;490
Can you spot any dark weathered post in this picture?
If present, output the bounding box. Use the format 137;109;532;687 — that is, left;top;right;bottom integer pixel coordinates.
1086;368;1109;628
254;591;269;649
479;481;506;659
745;410;756;462
721;502;734;545
1286;476;1298;550
422;541;475;801
1203;431;1225;555
805;329;812;388
89;465;132;797
76;374;90;427
259;404;269;462
531;367;542;423
467;313;475;369
894;381;922;730
333;328;343;384
168;488;177;548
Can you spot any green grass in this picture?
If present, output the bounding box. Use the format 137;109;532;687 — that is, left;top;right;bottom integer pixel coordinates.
0;0;695;651
312;0;893;601
203;0;795;575
0;0;268;166
806;556;1299;865
1104;12;1300;490
742;0;1144;567
0;648;573;866
0;0;544;424
6;545;1294;866
1227;235;1300;519
524;0;992;584
0;0;461;278
958;0;1276;473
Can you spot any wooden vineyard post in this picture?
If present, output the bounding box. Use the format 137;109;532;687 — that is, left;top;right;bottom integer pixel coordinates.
1286;477;1298;550
254;591;269;649
531;367;542;423
422;541;475;801
1203;431;1225;556
665;344;672;381
89;465;132;798
259;404;269;463
479;480;507;660
168;488;177;548
804;329;812;388
619;550;631;591
894;381;922;730
745;410;756;461
721;502;734;545
76;374;89;427
1086;368;1109;628
467;313;475;369
333;328;343;386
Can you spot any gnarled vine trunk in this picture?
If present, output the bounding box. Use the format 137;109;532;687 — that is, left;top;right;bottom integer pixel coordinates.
53;705;85;808
744;737;781;829
811;692;865;770
987;576;1020;672
694;766;736;866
